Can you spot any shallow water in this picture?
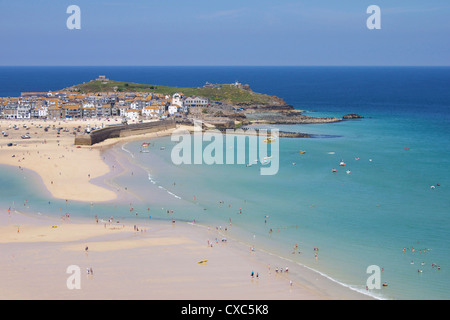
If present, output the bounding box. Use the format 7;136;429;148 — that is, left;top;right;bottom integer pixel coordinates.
1;66;449;299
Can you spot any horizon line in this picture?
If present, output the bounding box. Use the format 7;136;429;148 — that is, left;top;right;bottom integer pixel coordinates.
1;65;450;68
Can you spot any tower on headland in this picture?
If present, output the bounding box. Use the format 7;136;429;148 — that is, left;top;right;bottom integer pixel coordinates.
96;75;109;81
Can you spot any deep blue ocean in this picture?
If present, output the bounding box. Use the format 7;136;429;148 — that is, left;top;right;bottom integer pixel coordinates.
1;66;449;300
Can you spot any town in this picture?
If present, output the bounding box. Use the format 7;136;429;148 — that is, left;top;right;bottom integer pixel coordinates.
0;76;210;122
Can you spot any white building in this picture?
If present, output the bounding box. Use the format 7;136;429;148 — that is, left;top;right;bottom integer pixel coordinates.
172;93;183;106
125;109;139;120
38;106;48;118
168;104;180;115
17;105;31;119
142;106;161;118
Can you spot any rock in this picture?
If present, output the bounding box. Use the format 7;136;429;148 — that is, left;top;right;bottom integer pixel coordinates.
343;113;364;119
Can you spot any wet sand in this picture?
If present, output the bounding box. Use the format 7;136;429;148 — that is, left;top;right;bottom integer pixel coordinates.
0;118;372;300
0;210;371;300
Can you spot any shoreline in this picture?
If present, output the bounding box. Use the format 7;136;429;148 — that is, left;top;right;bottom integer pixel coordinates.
0;118;189;203
0;118;376;300
0;208;374;300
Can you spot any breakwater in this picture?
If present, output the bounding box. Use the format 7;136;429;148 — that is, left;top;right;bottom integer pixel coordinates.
74;120;176;145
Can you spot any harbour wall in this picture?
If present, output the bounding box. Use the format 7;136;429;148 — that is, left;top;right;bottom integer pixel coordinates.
74;120;176;145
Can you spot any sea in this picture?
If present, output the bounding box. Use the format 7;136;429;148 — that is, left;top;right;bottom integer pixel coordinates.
0;66;449;300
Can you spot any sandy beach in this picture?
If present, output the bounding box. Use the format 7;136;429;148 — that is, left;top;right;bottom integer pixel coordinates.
0;118;373;300
0;118;180;203
0;210;371;300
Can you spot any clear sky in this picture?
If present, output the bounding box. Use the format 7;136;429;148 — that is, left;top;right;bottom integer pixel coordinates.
0;0;449;66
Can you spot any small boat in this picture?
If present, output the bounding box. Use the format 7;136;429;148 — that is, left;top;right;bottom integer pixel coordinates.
346;170;351;174
332;168;337;173
140;143;150;153
299;150;306;154
339;161;346;166
263;136;275;143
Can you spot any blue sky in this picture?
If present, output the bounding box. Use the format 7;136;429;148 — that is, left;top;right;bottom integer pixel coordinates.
0;0;449;66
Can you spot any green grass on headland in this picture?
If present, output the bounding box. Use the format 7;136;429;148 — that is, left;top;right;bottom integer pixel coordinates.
66;80;286;106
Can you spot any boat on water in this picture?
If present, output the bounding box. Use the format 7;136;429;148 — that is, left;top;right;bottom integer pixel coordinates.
332;168;337;173
299;150;306;154
263;136;275;143
140;142;150;153
339;160;346;166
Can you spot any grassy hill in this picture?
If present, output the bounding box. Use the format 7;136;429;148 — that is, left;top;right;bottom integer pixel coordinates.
64;80;288;107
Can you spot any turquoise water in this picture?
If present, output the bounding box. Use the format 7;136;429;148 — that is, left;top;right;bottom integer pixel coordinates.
116;114;450;300
1;66;449;299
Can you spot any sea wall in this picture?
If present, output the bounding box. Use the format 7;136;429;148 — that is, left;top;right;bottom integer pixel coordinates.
74;120;176;145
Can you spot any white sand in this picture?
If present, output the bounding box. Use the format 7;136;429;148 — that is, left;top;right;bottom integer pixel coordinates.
0;118;372;300
0;211;371;300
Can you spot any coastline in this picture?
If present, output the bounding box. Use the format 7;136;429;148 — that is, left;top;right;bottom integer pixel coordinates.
0;208;374;300
0;119;376;300
0;119;188;203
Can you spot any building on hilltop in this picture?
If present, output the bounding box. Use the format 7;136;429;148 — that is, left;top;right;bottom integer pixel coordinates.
96;75;109;81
